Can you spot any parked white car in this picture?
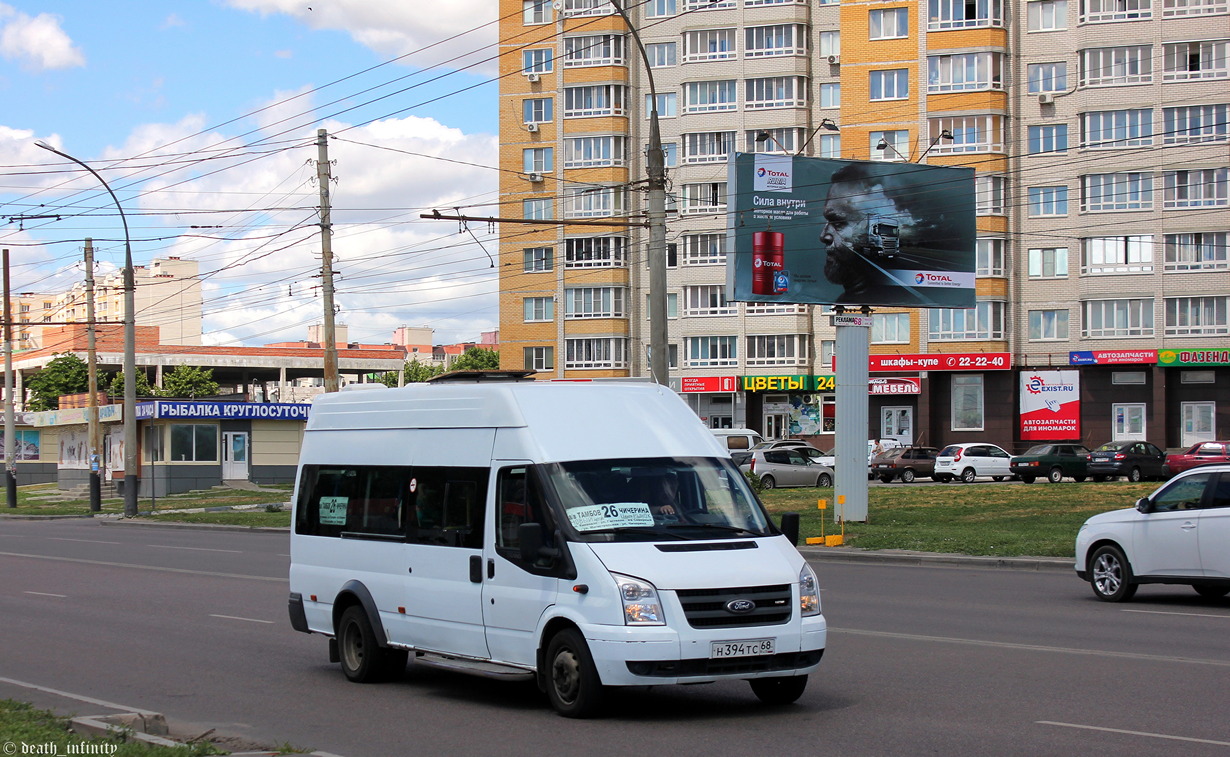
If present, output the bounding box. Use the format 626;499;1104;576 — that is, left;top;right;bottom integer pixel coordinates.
1075;464;1230;602
933;443;1013;483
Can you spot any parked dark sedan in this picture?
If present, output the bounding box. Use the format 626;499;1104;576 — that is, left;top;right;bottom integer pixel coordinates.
1010;443;1091;483
1086;441;1169;481
871;446;939;483
1166;441;1230;475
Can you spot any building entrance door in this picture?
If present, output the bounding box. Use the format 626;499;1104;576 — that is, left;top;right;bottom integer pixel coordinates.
1181;402;1216;448
222;432;250;480
881;406;913;446
1113;404;1146;441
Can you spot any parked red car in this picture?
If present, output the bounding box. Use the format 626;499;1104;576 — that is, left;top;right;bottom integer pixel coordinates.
1165;441;1230;475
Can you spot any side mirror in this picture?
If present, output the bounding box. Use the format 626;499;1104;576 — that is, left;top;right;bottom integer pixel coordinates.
780;512;800;546
1135;497;1152;514
519;522;546;564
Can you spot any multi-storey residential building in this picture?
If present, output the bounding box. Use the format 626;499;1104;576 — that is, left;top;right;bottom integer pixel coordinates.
497;0;1229;451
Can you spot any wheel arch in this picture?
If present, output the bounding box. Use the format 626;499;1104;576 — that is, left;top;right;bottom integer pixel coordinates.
1085;538;1130;575
332;580;389;647
535;616;585;691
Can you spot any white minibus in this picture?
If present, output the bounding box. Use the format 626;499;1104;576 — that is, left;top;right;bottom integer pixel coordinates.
288;375;826;717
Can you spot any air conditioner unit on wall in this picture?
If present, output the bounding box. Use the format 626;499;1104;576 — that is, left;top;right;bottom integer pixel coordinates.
527;173;544;183
526;73;540;83
525;122;539;132
1038;93;1055;104
828;55;840;65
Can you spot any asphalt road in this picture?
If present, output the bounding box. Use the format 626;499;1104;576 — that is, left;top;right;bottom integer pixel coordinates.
2;518;1229;756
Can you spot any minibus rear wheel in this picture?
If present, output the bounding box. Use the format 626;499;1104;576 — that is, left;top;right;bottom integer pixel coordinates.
338;606;407;683
545;628;604;718
750;674;808;705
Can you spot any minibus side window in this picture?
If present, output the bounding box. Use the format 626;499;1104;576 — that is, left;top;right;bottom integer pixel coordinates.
408;466;488;549
294;465;406;539
495;466;555;566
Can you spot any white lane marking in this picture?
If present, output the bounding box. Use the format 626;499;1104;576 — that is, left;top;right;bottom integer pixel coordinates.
209;614;274;624
1122;608;1230;620
0;675;150;714
0;550;284;582
48;537;122;545
1038;721;1230;747
832;627;1230;668
148;544;242;553
23;591;67;598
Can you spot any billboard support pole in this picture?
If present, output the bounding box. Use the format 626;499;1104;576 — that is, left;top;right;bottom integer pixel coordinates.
834;306;871;523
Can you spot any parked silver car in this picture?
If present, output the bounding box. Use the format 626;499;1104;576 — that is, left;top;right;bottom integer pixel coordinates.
740;448;835;489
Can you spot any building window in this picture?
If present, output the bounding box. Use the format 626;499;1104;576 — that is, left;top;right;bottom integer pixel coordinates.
928;0;1003;29
1164;232;1229;271
646;0;677;17
1082;173;1153;212
1028;62;1067;92
564;185;625;218
927;53;1004;92
975;175;1006;215
1165;296;1229;335
170;424;218;462
931;116;1004;154
813;133;841;157
1111;371;1146;384
661;142;678;167
745;76;807;109
564;286;625;319
871;313;910;343
818;31;840;57
747;0;807;5
819;83;840;109
684;0;735;9
683;285;736;317
1083;298;1154;337
745;24;807;57
871;130;909;161
929;302;1005;340
746;302;806;315
523;0;551;24
1081;0;1151;22
1028;124;1068;154
523;198;552;220
683;29;737;62
1163;40;1229;81
647;42;677;67
522;147;553;174
869;69;909;101
1181;370;1215;383
685;336;737;368
562;0;614;16
976;237;1006;276
683;131;736;164
563;136;625;169
746;335;808;366
523;297;554;322
523;49;553;74
951;374;985;432
1163;0;1228;16
523;247;553;272
683;80;737;113
681;183;727;214
564;236;627;268
1083;235;1154;274
1028;0;1068;29
1164;169;1229;209
746;128;802;154
1029;186;1069;217
523;98;553;124
564;34;625;68
1164;104;1229;144
1029;309;1070;340
869;8;909;39
1081;45;1152;86
645;293;680;319
524;346;554;371
565;338;628;369
646;92;677;118
1082;109;1153;148
563;85;625;118
682;234;726;265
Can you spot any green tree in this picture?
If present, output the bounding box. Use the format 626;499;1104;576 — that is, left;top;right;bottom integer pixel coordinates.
106;370;157;398
157;365;220;398
378;358;444;387
450;347;500;371
24;353;90;411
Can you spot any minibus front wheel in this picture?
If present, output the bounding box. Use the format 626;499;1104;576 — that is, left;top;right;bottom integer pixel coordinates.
545;628;605;718
749;674;808;705
337;606;407;683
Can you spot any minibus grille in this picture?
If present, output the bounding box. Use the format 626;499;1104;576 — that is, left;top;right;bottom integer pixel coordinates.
674;584;792;628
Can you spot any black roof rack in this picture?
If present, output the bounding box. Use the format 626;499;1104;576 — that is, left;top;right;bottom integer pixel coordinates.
426;369;538;384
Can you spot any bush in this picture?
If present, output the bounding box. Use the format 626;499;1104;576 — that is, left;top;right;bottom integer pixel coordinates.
743;469;763;494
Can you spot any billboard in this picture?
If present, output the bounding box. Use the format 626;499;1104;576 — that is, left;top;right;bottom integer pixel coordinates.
727;154;976;308
1020;370;1080;440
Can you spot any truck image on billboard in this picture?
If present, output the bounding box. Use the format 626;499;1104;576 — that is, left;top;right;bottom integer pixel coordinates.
726;154;976;308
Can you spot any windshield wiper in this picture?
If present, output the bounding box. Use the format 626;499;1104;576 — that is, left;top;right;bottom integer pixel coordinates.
583;527;689;540
663;523;762;536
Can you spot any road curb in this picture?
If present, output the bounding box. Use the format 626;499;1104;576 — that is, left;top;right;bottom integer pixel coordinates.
800;546;1073;572
98;518;290;534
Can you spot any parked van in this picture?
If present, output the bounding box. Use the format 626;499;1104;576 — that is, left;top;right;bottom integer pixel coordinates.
288;377;826;717
711;427;764;452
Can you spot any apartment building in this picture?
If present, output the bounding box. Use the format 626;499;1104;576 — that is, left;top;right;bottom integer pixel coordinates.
497;0;1229;450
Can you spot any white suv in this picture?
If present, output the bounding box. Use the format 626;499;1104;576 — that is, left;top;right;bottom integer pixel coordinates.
1075;464;1230;602
933;443;1012;483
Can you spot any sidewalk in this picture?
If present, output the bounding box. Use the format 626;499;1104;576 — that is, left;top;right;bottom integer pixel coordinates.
800;545;1072;572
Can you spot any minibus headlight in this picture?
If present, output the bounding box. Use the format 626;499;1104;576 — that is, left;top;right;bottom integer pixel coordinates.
799;563;821;617
612;573;665;626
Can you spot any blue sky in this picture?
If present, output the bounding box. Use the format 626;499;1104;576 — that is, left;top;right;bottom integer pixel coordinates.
0;1;501;347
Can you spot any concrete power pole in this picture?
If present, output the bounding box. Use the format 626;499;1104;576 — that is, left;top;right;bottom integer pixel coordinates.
3;249;14;507
84;239;102;512
316;129;340;392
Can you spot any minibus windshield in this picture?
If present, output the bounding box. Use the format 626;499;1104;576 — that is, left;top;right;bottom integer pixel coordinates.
539;457;774;541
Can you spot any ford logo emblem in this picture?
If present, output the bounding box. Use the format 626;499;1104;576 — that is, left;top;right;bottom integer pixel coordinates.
725;599;756;614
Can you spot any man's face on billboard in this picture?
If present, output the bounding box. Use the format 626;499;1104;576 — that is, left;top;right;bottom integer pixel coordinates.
820;179;905;285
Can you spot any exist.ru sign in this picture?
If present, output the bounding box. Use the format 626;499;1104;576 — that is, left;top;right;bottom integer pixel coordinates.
136;401;311;421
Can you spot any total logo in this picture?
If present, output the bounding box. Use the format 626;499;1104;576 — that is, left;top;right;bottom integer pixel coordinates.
756;167;789;179
914;273;955;284
754;257;783;270
1026;375;1075;394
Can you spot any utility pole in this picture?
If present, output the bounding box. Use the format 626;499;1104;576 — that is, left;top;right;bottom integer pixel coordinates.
84;239;101;512
316;128;339;392
3;249;15;507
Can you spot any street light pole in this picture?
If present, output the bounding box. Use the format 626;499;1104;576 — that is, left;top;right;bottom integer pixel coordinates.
611;0;668;386
36;142;139;517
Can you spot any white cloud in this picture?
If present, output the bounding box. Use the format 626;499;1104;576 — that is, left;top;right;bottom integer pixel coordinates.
0;4;85;71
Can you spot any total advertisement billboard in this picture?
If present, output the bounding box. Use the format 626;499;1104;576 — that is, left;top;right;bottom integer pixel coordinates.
1020;370;1080;440
727;153;976;308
